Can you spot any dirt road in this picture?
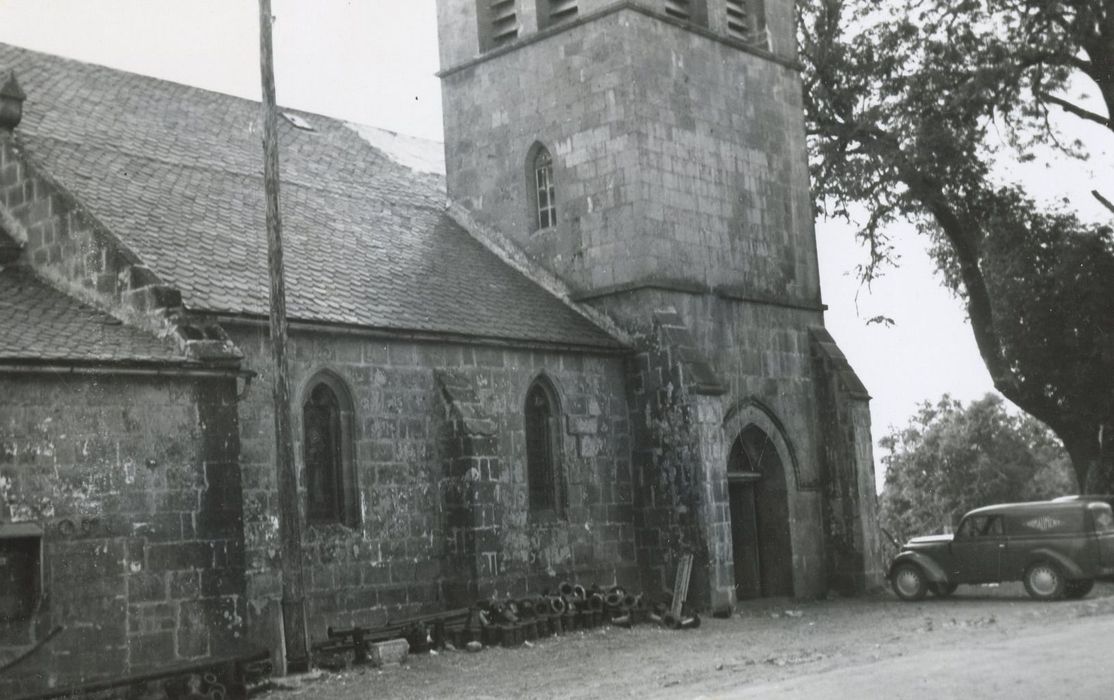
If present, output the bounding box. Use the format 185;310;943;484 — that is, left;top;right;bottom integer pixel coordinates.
257;583;1114;699
726;615;1114;699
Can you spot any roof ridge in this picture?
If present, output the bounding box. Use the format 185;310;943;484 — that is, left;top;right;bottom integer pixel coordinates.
0;41;435;142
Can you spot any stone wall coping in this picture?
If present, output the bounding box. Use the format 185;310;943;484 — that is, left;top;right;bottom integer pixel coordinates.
573;279;827;314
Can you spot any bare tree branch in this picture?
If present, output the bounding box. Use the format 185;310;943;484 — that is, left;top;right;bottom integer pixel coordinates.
1038;91;1112;128
1093;189;1114;215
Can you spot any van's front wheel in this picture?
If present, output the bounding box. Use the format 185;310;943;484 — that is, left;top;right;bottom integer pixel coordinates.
1023;561;1065;600
891;563;928;601
1065;579;1094;599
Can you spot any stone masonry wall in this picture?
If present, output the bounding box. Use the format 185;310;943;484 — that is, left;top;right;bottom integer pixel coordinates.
225;323;636;661
436;1;798;80
600;291;830;597
0;372;245;696
440;7;819;301
811;330;884;594
622;315;734;610
0;134;185;331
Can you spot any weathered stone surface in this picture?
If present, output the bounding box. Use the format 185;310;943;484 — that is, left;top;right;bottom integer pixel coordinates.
0;373;246;696
232;324;637;658
441;5;817;304
371;638;409;666
436;0;877;607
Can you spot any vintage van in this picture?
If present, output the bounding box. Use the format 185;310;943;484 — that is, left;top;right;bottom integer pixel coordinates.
889;500;1114;601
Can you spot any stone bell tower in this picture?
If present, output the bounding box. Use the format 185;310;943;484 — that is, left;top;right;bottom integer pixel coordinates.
435;0;884;606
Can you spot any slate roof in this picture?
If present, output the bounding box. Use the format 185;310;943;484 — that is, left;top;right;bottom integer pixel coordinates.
0;44;621;350
0;266;180;363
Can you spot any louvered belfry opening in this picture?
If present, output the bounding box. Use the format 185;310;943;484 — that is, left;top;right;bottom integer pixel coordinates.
544;0;578;28
662;0;708;27
490;0;518;44
725;0;750;40
479;0;519;51
663;0;692;21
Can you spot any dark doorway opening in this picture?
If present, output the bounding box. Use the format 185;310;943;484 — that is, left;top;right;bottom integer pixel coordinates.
727;424;793;599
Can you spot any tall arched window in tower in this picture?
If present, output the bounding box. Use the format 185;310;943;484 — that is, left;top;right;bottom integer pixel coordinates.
303;373;359;527
525;378;563;515
532;145;557;230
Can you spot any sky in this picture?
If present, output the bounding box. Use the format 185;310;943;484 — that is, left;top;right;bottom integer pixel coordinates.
0;0;1109;481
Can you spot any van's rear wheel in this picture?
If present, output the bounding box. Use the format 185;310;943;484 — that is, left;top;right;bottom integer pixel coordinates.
891;563;928;601
1023;561;1065;600
1065;579;1094;599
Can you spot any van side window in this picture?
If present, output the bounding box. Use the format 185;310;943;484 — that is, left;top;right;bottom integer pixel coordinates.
1090;504;1114;533
957;516;985;538
957;515;1003;538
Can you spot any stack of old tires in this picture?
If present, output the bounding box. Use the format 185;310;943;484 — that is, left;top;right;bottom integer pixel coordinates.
464;581;649;648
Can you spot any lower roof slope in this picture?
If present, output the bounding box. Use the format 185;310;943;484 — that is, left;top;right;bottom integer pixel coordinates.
0;44;621;351
0;265;180;364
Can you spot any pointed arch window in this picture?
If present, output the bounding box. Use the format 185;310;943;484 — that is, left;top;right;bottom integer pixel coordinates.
532;146;557;230
525;378;563;515
303;374;359;528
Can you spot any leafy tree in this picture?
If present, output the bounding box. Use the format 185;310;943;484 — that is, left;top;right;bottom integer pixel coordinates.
879;394;1075;546
799;0;1114;490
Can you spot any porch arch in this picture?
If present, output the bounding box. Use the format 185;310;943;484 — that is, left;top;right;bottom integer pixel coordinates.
723;400;797;599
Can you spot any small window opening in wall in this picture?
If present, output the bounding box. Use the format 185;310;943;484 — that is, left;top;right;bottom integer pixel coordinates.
525;379;563;515
304;376;359;528
534;147;557;230
539;0;578;29
0;523;43;622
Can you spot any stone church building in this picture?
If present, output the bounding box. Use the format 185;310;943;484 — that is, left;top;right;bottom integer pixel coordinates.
0;0;882;691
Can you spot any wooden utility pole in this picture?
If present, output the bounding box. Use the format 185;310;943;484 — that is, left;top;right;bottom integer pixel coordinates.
258;0;309;673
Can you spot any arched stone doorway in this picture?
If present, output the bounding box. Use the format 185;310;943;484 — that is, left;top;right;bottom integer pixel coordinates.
727;424;794;599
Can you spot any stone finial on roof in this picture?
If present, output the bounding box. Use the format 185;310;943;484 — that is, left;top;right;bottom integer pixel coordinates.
0;69;26;131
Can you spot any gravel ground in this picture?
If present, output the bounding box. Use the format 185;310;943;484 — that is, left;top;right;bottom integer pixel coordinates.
255;582;1114;699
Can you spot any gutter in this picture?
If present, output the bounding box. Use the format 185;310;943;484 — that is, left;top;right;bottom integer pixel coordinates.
198;311;632;357
0;359;253;379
